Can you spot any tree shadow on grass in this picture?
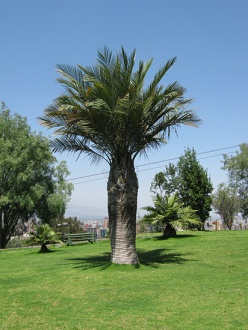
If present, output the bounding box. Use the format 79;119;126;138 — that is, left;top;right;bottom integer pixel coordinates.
65;248;193;270
155;233;197;240
65;253;111;271
36;248;67;254
137;248;191;268
28;247;66;254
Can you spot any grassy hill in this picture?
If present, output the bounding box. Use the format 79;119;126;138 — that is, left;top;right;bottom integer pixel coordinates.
1;230;247;329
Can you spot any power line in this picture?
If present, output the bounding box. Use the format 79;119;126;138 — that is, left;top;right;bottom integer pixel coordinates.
137;151;236;173
66;144;241;183
136;144;240;168
68;172;107;181
73;177;107;185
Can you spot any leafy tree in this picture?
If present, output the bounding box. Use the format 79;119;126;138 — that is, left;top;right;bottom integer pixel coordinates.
39;46;200;264
36;160;74;223
151;148;213;226
52;216;84;234
222;143;248;218
212;183;240;230
29;224;56;253
0;104;73;249
141;194;201;238
177;148;213;224
150;163;177;197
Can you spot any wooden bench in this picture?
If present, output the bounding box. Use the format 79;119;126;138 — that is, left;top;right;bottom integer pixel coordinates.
62;233;97;246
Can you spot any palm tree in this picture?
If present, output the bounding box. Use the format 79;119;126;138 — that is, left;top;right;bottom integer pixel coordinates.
30;224;56;253
142;194;201;238
40;47;201;264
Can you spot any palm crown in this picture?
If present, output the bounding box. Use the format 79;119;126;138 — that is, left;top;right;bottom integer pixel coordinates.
40;47;200;164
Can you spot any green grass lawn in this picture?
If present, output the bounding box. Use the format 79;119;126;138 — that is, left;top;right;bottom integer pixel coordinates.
1;230;247;330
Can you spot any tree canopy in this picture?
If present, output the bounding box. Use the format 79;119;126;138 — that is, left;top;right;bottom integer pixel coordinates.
212;183;240;229
222;143;248;218
151;148;213;226
0;104;73;248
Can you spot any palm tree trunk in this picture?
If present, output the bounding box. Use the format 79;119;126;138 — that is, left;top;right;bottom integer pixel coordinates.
162;223;177;239
107;156;139;264
39;243;50;253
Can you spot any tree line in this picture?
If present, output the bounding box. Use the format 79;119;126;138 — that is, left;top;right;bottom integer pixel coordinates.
141;144;248;236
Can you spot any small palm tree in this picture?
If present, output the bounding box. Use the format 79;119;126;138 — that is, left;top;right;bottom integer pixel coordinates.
142;194;201;238
30;224;56;253
39;47;201;264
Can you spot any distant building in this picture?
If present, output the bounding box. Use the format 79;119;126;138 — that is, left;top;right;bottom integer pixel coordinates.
100;228;107;238
204;219;223;230
204;217;247;230
103;217;109;229
84;221;98;233
82;218;109;238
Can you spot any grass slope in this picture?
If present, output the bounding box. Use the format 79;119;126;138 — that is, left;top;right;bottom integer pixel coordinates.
0;231;248;330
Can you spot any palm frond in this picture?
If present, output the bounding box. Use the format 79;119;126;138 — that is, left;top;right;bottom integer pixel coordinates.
143;57;177;100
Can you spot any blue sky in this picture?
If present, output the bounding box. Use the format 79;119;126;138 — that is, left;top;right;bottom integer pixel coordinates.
1;0;248;219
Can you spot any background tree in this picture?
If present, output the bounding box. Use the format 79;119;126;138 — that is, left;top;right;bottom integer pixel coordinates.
177;148;213;225
141;193;201;238
29;224;56;253
222;143;248;218
52;216;84;234
40;47;200;264
0;104;73;249
150;163;177;197
150;148;213;227
35;160;74;223
212;183;240;230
